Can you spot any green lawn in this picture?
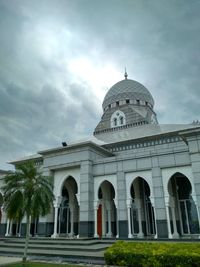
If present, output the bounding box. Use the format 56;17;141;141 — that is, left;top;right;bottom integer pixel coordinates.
6;262;85;267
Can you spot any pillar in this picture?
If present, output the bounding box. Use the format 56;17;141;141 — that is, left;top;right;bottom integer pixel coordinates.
69;205;74;237
137;199;144;238
152;164;168;238
5;219;10;237
79;161;94;237
193;199;200;238
171;202;179;238
117;168;128;238
8;220;12;236
66;206;70;235
114;198;119;238
51;196;61;238
126;199;133;238
165;202;172;239
106;204;112;237
18;222;22;237
94;201;98;238
150;197;158;239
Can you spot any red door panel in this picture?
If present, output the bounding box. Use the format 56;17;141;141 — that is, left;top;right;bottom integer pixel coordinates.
97;204;102;238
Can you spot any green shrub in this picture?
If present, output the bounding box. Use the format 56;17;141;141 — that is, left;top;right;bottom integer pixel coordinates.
104;241;200;267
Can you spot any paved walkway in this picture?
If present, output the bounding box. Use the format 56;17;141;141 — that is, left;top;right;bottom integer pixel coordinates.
0;256;21;266
0;256;108;266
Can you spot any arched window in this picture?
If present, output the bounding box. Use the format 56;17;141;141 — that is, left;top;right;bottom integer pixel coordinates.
111;110;126;128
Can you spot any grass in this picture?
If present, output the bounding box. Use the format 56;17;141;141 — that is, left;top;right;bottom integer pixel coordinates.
6;262;85;267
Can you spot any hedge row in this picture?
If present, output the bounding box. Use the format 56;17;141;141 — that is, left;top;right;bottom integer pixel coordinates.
104;241;200;267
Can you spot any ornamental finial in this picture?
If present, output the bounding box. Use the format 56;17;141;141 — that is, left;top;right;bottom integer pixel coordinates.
124;68;128;79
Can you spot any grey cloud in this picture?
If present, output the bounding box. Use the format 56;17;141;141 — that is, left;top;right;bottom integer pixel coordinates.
0;0;200;169
0;80;100;169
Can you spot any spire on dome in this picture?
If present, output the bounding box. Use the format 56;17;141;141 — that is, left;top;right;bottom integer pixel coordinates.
124;68;128;79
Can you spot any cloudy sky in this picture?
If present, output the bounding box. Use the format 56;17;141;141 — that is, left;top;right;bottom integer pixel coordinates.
0;0;200;170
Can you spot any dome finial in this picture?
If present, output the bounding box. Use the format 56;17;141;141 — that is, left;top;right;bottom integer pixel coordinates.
124;68;128;79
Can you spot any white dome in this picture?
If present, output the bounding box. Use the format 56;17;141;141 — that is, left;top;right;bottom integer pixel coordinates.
102;79;154;109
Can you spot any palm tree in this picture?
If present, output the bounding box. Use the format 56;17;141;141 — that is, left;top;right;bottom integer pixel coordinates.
2;160;54;262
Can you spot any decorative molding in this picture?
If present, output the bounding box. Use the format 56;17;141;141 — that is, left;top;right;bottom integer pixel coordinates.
107;136;181;153
94;120;149;135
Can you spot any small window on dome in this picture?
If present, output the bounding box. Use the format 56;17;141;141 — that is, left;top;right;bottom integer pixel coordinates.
108;104;111;109
145;101;148;106
116;101;119;106
126;99;130;104
111;110;126;128
137;100;140;105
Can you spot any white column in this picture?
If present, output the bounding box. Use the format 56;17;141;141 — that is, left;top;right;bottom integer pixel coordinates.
115;208;119;238
165;203;172;239
193;199;200;237
131;204;135;236
52;205;59;238
195;203;200;238
94;201;98;238
171;206;179;238
126;199;133;238
15;223;19;236
51;197;61;238
34;219;37;237
114;198;119;238
192;195;200;238
8;220;13;236
153;206;158;239
137;199;144;238
170;197;179;238
150;197;158;239
66;206;69;235
29;216;32;236
58;207;61;235
5;219;10;237
76;194;80;239
106;206;112;237
69;204;74;237
71;208;74;236
18;222;22;237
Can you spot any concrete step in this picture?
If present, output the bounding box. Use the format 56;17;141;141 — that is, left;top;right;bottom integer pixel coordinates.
0;237;115;245
0;238;115;264
0;242;110;252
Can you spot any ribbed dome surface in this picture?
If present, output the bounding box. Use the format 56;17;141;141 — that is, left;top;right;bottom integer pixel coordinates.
102;79;154;109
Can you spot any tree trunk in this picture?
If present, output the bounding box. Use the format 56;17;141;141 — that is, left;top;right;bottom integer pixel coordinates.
23;215;30;262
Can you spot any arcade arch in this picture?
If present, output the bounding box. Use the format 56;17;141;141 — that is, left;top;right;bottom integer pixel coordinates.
94;180;117;238
128;177;156;238
52;176;79;238
166;172;200;238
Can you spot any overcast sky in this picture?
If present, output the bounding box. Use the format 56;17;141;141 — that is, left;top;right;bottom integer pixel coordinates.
0;0;200;170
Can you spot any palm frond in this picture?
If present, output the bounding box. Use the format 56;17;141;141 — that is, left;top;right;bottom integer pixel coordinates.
3;160;54;220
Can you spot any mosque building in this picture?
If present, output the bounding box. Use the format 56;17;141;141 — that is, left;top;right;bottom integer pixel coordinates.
1;72;200;239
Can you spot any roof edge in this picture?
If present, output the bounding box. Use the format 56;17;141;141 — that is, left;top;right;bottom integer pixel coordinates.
38;141;113;156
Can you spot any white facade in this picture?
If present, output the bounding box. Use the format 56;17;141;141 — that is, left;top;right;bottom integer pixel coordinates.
1;76;200;239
